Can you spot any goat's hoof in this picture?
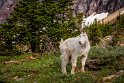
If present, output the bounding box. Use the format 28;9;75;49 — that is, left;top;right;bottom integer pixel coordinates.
71;71;75;74
71;73;75;74
81;70;85;73
62;72;67;75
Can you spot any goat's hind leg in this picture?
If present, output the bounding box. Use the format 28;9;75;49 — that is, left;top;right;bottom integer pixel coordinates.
61;54;69;75
71;55;77;74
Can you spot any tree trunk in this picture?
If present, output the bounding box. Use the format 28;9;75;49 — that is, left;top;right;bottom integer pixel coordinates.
6;40;13;49
30;40;36;56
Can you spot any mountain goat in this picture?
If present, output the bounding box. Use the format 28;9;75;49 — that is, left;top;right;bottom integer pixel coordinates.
59;32;90;74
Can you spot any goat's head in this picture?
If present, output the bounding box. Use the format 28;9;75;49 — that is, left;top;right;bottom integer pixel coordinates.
79;32;88;46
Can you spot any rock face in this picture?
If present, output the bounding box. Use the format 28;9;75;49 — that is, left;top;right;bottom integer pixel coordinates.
73;0;124;17
0;0;16;23
0;0;124;23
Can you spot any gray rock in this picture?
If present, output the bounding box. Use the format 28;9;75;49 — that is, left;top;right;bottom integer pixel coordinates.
73;0;124;16
0;0;16;23
0;0;124;23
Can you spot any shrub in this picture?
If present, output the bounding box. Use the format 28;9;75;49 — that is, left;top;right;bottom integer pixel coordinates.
86;22;102;45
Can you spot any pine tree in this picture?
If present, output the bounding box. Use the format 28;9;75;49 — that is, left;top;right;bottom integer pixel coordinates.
0;0;80;54
86;22;102;45
1;0;47;54
100;23;112;37
111;15;124;45
0;23;19;55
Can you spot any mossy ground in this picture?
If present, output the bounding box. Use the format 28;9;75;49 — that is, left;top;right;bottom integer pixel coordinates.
0;46;124;83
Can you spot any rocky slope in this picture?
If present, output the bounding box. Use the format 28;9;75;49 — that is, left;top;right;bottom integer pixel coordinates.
0;0;124;23
0;0;16;23
73;0;124;16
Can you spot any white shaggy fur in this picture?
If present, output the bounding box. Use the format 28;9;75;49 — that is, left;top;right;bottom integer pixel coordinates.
59;32;90;74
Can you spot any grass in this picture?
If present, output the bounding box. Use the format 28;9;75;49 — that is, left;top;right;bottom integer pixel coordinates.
113;74;124;83
0;46;124;83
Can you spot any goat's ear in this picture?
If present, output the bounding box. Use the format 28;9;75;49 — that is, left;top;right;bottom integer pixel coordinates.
60;38;64;44
80;32;83;36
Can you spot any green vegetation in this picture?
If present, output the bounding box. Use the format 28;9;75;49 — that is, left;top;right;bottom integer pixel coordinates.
86;22;102;45
113;74;124;83
0;0;124;54
0;0;124;83
0;46;124;83
86;15;124;45
0;0;81;55
111;15;124;45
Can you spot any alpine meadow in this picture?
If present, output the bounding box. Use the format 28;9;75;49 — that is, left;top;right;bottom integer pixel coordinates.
0;0;124;83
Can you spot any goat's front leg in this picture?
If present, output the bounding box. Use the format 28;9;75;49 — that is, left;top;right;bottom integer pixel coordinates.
81;54;87;73
71;55;77;74
61;54;69;75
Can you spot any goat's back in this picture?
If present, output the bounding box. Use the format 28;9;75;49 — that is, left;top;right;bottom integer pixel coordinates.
59;37;81;54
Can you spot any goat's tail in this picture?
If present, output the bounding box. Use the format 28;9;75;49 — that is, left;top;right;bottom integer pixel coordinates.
60;38;64;44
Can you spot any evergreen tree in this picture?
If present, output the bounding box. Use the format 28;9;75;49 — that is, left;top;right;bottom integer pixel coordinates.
86;21;102;45
100;23;112;37
1;0;48;54
111;15;124;45
0;0;80;54
0;23;20;55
